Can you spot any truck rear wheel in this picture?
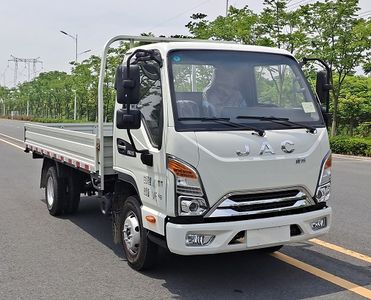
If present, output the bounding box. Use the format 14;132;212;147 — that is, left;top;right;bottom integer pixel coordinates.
45;166;65;216
119;195;158;270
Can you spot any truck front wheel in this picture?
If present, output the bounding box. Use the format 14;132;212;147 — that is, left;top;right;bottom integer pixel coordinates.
119;195;157;270
45;166;65;216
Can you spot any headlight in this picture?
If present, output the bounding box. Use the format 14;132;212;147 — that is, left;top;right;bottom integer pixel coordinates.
167;156;209;216
315;152;332;203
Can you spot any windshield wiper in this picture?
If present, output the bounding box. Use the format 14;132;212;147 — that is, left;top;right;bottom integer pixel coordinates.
178;117;265;136
236;115;317;134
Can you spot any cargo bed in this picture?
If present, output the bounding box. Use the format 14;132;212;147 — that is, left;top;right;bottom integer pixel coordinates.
24;123;114;177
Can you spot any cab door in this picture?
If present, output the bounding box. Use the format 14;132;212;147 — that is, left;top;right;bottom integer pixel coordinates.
113;59;167;213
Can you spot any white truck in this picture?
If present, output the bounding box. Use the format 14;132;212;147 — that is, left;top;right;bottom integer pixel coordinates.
24;35;333;270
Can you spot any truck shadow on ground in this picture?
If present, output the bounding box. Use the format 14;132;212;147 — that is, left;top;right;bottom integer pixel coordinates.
66;196;371;300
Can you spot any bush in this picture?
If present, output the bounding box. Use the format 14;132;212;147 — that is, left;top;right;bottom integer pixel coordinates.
0;115;33;121
31;117;84;123
330;136;371;157
0;115;84;123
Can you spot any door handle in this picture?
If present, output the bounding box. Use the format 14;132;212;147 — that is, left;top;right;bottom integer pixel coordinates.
117;138;136;157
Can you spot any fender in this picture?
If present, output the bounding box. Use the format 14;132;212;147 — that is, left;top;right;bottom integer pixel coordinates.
117;173;139;195
40;158;57;188
40;158;74;188
112;175;141;244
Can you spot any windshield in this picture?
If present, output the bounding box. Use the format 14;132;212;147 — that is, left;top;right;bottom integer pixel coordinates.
169;50;324;131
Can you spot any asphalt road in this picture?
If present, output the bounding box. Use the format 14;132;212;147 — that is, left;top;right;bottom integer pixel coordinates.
0;118;370;300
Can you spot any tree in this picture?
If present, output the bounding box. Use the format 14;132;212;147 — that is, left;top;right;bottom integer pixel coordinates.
337;76;371;136
299;0;371;135
256;0;310;57
0;86;10;115
186;6;258;44
258;0;288;48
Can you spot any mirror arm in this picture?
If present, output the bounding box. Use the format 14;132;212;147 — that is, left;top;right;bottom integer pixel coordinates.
301;57;332;113
301;57;332;85
126;128;141;153
126;128;153;167
119;48;162;167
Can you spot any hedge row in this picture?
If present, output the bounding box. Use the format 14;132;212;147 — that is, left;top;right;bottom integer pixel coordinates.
330;136;371;157
0;115;83;123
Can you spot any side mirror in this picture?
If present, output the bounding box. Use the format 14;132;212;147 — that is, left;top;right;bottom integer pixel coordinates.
115;65;140;105
316;70;331;107
116;109;141;130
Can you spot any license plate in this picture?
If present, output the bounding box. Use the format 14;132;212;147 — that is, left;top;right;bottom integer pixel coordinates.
246;226;290;248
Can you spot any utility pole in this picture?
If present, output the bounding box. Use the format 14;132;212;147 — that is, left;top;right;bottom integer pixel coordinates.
72;89;77;120
0;98;5;116
60;31;78;64
8;56;43;86
276;0;281;48
60;30;91;65
226;0;229;16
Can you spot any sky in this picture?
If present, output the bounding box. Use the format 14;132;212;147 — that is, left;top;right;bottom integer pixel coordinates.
1;0;370;87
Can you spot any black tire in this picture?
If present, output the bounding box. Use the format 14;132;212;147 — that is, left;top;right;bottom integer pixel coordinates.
64;170;80;214
118;195;158;270
45;166;65;216
260;245;283;253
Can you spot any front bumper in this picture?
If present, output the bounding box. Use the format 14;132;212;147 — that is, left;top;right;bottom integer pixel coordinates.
166;207;332;255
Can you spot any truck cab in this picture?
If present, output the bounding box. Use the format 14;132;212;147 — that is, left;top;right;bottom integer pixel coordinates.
112;41;332;268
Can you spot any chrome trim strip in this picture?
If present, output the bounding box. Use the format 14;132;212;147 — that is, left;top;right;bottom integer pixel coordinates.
218;191;307;208
205;187;315;218
208;199;311;218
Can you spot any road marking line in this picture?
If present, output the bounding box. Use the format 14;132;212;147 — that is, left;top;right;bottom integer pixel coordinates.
0;132;23;143
0;137;24;150
310;239;371;264
272;252;371;299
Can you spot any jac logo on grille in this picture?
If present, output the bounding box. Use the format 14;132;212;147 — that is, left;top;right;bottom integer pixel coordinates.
236;140;295;156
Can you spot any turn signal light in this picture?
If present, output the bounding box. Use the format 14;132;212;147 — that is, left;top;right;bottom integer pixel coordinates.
325;154;332;169
145;215;156;224
168;158;198;179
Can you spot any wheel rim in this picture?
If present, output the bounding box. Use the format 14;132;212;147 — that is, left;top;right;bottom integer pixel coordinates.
46;176;54;207
122;211;141;255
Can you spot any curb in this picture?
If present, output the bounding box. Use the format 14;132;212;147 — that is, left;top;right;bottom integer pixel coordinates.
333;153;371;161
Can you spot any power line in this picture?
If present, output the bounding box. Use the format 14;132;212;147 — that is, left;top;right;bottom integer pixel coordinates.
359;13;371;18
148;0;212;32
287;0;314;10
230;0;240;7
359;9;371;17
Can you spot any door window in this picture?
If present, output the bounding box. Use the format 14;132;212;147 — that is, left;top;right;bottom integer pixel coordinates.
137;63;163;148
